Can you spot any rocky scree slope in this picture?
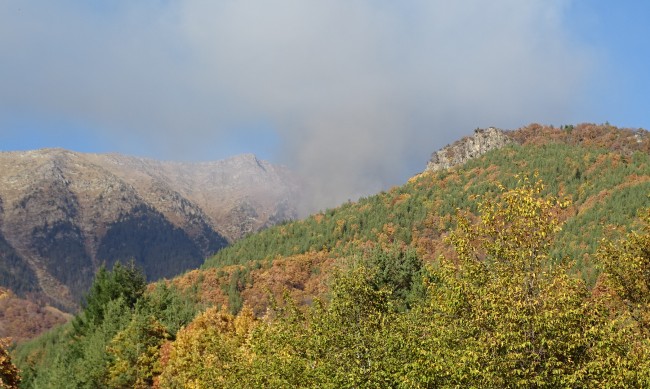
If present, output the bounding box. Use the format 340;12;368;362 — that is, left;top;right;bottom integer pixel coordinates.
0;149;299;312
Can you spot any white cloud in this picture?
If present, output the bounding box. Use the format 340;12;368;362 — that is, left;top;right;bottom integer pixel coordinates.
0;0;593;211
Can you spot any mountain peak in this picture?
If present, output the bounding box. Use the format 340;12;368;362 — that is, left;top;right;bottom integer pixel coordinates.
0;148;301;312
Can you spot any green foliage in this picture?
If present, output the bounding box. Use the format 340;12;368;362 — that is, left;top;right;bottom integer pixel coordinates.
14;265;201;388
402;176;606;386
26;298;132;388
10;322;68;387
14;263;147;386
15;127;650;387
365;243;424;310
553;179;650;280
221;268;249;315
588;207;650;385
74;261;146;333
243;267;406;388
137;282;202;336
106;314;169;388
159;177;650;387
598;208;650;331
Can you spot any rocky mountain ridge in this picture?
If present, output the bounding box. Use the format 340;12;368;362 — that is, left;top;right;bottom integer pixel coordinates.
0;149;300;311
424;123;650;173
425;127;513;172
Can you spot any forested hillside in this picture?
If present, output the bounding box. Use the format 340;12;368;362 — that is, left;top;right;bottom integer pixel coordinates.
205;124;650;286
10;123;650;387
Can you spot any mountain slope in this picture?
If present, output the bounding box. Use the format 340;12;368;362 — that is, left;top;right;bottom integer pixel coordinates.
0;150;299;312
203;124;650;286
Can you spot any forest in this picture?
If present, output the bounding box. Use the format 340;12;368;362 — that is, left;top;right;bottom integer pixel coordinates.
4;123;650;388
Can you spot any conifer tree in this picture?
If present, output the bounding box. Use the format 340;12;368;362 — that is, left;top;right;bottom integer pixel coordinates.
74;260;146;333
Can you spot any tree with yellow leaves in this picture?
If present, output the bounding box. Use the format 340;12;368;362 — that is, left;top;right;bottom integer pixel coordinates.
106;313;169;388
402;175;619;387
157;305;257;388
0;338;20;389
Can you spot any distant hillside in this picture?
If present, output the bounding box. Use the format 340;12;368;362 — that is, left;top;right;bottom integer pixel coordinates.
0;288;70;344
0;150;300;315
203;123;650;287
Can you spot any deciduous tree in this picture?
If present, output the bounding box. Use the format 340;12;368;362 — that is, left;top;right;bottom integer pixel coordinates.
404;175;611;386
0;338;20;389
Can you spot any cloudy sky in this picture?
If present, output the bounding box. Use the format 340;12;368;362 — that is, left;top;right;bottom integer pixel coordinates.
1;1;649;211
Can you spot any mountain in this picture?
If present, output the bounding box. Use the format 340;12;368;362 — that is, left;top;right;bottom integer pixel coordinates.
12;123;650;388
0;149;300;312
198;123;650;306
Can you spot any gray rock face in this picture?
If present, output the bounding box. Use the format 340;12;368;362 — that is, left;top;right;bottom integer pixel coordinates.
425;127;513;172
0;149;300;310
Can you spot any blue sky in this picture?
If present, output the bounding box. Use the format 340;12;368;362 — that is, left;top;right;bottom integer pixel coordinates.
565;0;650;129
1;1;649;209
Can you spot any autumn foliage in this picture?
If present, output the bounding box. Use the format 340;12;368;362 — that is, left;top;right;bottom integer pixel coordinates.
0;289;69;344
149;177;650;386
0;338;19;389
11;124;650;387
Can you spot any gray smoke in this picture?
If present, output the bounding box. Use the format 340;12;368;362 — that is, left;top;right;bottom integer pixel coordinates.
0;1;594;213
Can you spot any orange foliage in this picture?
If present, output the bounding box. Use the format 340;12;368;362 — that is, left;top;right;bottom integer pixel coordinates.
169;253;335;317
511;123;650;154
240;253;334;316
0;289;70;344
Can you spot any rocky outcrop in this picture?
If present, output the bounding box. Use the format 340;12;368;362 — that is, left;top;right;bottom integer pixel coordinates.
0;149;300;311
425;127;514;172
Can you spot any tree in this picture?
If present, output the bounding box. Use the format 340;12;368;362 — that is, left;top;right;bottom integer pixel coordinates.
403;175;611;387
158;306;256;388
0;338;20;389
24;262;147;387
594;207;650;385
106;313;169;388
304;265;406;387
136;282;201;337
598;208;650;330
366;243;424;310
242;266;407;388
74;260;146;333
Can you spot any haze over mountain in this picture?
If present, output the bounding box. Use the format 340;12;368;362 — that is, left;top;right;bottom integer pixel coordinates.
5;2;650;213
0;149;299;311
